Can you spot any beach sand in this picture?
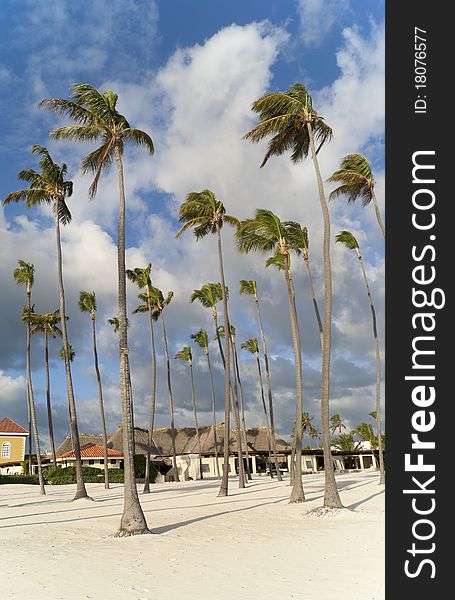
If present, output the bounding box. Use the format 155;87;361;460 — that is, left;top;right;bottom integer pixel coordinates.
0;471;384;600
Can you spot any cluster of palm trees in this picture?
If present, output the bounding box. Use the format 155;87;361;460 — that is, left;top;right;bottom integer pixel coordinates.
3;80;384;535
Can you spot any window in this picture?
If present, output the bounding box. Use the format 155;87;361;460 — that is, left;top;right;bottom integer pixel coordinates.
88;459;94;465
99;459;104;465
201;464;210;473
110;459;117;465
2;442;11;458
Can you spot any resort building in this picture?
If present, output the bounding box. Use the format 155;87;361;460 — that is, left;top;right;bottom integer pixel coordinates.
0;417;29;475
55;443;123;469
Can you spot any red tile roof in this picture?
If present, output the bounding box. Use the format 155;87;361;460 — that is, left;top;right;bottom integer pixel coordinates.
57;443;123;459
0;417;29;434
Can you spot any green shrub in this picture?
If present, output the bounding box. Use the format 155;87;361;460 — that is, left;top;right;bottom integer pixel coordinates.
0;474;39;485
46;466;105;485
108;469;124;483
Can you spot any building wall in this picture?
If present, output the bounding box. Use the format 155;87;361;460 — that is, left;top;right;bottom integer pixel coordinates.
0;435;26;464
56;458;122;470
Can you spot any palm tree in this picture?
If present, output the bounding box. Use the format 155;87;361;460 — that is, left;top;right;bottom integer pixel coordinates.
59;344;75;362
330;414;347;437
239;279;282;481
301;412;318;447
190;283;225;363
15;274;44;494
135;287;179;481
4;148;89;500
191;328;221;478
41;83;153;534
176;189;240;497
126;264;157;494
175;346;203;479
79;291;109;489
336;230;385;484
353;422;376;447
236;209;305;503
29;309;62;468
241;338;274;477
244;83;342;508
333;433;361;452
286;224;323;348
329;154;385;239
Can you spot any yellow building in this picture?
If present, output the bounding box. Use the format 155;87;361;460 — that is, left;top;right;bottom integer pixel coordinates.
0;417;29;470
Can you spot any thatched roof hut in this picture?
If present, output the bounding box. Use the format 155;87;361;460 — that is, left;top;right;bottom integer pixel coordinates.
55;433;107;456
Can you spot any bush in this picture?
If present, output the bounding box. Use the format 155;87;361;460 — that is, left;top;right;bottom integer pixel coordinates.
0;474;40;485
46;466;105;485
108;469;124;483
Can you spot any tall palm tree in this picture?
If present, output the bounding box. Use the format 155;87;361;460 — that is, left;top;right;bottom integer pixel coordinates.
79;291;109;490
176;189;240;497
4;149;89;500
175;346;203;480
301;412;318;448
241;338;274;477
126;264;157;494
336;229;385;484
41;83;153;534
191;328;221;478
190;283;226;364
236;209;305;503
239;279;282;481
15;274;44;494
330;413;347;437
135;287;179;481
29;309;62;468
244;83;342;508
329;154;385;239
286;224;323;348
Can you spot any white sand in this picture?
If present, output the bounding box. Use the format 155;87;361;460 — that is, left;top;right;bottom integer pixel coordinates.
0;472;384;600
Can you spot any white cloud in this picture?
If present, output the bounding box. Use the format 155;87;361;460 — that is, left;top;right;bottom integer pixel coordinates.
297;0;351;46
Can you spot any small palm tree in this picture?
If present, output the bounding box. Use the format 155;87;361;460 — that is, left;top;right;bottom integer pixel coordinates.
302;412;319;447
330;414;347;437
244;83;342;508
79;291;109;489
353;422;376;448
4;147;89;501
333;433;361;452
59;344;75;362
176;189;240;497
29;309;62;467
336;230;385;484
191;328;221;477
126;264;157;494
135;287;179;481
190;283;225;362
241;338;274;477
329;154;385;239
41;83;153;534
175;346;203;480
239;280;282;481
236;209;305;503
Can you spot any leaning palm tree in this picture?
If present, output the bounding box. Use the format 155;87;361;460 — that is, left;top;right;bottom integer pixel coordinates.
126;264;157;494
190;283;226;364
191;328;221;478
329;153;385;239
79;291;109;490
41;83;153;534
244;83;342;508
333;433;361;452
236;209;305;503
136;287;179;481
16;290;45;494
353;422;376;447
335;230;385;484
29;309;62;468
175;346;203;480
241;338;274;477
286;224;323;348
239;279;282;481
301;412;319;448
176;189;240;497
330;413;347;437
4;149;89;500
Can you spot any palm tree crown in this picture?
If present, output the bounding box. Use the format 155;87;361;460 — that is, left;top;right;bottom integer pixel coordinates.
40;83;154;198
175;346;192;364
78;291;97;314
335;230;359;251
30;310;63;338
190;283;224;309
328;154;375;206
176;189;239;239
239;279;257;296
126;263;152;290
243;83;332;167
13;260;35;289
191;329;209;351
236;208;292;259
241;338;259;354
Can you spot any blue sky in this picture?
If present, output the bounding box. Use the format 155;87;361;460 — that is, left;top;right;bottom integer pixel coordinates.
0;0;385;451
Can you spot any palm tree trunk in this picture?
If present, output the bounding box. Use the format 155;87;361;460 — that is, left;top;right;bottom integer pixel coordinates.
307;122;343;508
91;315;109;490
303;256;324;349
229;336;246;488
216;224;232;497
161;311;179;481
283;260;305;503
55;214;88;501
254;293;282;481
206;350;221;478
114;146;149;535
26;383;32;475
371;189;385;239
357;251;385;484
232;335;252;481
26;289;45;494
44;330;57;468
256;352;274;478
143;291;157;493
189;362;203;479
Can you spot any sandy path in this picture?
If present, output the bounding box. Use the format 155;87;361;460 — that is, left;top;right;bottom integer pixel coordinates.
0;472;384;600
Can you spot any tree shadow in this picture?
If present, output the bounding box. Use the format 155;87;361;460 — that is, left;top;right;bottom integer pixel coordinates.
346;488;385;510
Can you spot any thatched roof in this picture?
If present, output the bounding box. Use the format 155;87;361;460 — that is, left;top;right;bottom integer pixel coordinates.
108;423;291;457
55;434;107;456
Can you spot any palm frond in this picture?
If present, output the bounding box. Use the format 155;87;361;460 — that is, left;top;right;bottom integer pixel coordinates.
335;230;359;250
123;128;154;155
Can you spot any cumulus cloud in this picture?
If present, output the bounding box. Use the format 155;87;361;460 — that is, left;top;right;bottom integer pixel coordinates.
297;0;351;46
